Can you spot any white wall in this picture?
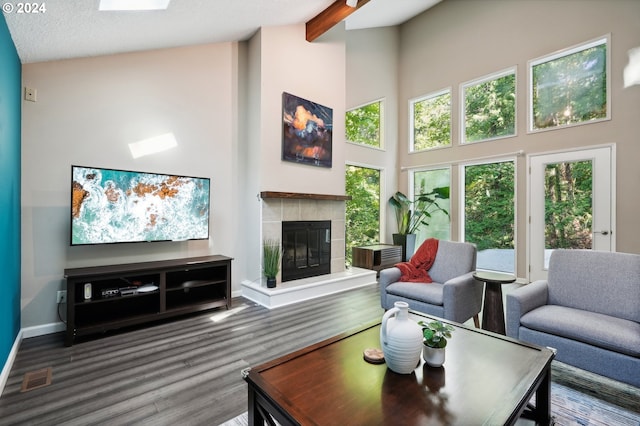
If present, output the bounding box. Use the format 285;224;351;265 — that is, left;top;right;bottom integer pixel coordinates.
346;26;400;244
243;29;263;286
243;23;348;281
21;43;240;328
257;24;347;194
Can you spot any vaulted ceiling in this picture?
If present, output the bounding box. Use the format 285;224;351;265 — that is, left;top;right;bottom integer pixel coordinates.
4;0;440;63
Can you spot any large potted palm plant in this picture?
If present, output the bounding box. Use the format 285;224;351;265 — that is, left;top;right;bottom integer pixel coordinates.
388;187;450;261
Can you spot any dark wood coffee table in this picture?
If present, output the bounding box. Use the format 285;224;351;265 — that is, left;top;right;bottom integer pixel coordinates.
243;311;555;425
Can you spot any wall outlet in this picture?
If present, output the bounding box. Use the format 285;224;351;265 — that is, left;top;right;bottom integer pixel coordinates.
57;290;67;304
24;87;37;102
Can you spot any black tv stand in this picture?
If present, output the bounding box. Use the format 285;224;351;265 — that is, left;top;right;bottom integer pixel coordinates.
64;255;232;346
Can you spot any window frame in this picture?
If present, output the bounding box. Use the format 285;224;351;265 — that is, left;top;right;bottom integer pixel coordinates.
345;98;385;151
527;34;611;133
460;66;517;145
409;87;452;153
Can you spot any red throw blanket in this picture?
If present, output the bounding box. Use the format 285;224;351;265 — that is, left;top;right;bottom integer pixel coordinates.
395;238;439;283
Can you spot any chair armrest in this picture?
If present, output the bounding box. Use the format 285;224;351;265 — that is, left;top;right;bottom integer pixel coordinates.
505;280;548;338
442;272;483;323
379;267;401;289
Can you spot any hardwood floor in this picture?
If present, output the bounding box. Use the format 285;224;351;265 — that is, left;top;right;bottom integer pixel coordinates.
0;284;384;426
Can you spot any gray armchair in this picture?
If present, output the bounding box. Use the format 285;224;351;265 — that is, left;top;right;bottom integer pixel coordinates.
506;249;640;387
379;240;482;325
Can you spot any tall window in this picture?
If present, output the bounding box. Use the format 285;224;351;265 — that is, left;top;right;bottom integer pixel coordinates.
462;68;516;144
410;89;451;152
345;165;381;266
462;161;515;273
346;100;383;148
411;168;451;246
529;35;609;132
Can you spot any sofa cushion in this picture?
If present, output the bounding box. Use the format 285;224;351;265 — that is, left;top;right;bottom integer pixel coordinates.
385;282;444;306
521;305;640;358
547;250;640;323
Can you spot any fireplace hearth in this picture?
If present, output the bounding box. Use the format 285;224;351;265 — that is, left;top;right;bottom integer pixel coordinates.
282;220;331;282
241;192;377;309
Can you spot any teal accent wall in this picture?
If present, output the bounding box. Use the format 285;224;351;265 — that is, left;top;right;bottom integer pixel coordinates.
0;14;21;368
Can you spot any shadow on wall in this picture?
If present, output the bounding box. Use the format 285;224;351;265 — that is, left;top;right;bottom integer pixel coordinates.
31;206;67;277
21;278;66;330
30;205;208;275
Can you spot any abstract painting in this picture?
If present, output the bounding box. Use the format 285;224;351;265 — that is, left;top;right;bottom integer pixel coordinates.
282;92;332;168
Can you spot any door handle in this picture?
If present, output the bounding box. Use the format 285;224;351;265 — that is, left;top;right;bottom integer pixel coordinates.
594;230;610;235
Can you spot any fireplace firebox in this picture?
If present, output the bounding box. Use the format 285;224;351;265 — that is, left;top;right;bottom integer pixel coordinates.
282;221;331;282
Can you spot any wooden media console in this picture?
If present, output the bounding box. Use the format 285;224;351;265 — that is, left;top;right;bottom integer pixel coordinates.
64;255;232;346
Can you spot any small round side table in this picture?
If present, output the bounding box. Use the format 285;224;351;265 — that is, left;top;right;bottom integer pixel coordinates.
473;271;516;335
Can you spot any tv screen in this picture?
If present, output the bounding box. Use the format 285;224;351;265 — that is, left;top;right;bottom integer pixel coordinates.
71;165;210;246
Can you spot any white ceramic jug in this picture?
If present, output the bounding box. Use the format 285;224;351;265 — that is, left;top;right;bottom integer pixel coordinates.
380;301;423;374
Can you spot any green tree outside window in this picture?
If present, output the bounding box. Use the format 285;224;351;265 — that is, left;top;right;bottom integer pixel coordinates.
346;101;382;148
532;39;607;130
345;165;381;266
545;161;593;249
464;71;516;143
464;162;515;253
411;90;451;151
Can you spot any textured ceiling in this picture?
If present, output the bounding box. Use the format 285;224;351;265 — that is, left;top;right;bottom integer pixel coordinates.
4;0;440;64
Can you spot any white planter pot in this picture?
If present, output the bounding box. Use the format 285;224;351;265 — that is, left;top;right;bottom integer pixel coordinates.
422;344;446;367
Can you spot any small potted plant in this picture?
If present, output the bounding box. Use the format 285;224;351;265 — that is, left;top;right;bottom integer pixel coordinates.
263;239;281;288
418;319;455;367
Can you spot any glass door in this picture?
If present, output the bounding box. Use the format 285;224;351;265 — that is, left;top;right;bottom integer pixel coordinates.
529;146;614;281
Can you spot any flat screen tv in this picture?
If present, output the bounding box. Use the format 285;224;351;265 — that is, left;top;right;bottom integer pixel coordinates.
71;165;210;246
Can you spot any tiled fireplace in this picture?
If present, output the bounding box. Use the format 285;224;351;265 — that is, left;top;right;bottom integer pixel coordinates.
260;192;348;277
281;220;331;282
240;191;376;308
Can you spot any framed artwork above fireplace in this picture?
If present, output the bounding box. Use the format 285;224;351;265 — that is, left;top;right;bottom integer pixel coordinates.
282;92;333;168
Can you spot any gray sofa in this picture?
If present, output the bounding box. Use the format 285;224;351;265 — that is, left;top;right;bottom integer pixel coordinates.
506;249;640;388
379;240;482;324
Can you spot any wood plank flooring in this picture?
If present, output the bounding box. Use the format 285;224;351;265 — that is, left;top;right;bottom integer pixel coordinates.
0;284;384;426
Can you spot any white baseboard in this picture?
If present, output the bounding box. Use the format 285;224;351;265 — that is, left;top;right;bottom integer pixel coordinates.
0;322;65;397
0;329;23;397
21;322;66;339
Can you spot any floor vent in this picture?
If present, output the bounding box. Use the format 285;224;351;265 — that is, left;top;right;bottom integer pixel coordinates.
20;367;52;392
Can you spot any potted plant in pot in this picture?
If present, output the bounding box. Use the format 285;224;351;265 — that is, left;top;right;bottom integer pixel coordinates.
263;239;281;288
388;187;449;261
418;319;455;367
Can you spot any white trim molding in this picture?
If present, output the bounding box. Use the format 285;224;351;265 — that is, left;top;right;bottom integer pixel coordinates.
0;330;23;397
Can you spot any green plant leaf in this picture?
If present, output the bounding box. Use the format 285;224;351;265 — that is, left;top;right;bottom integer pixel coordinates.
389;189;451;235
419;320;454;348
263;239;282;279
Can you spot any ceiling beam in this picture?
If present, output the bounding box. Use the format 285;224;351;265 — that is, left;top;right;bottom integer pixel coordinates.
306;0;370;42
